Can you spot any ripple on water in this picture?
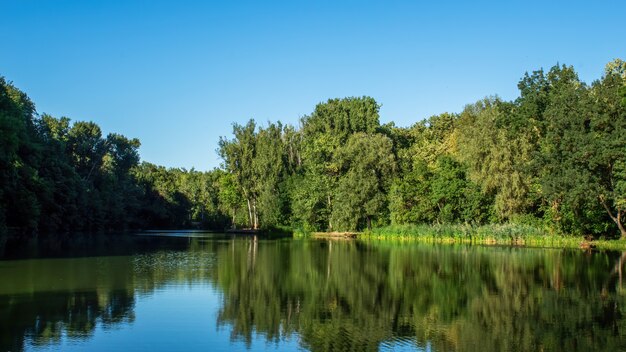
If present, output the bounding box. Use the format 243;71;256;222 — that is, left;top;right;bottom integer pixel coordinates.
383;336;439;352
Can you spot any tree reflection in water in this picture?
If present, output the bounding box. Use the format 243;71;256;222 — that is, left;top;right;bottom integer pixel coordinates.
1;290;135;350
213;240;626;352
1;236;625;351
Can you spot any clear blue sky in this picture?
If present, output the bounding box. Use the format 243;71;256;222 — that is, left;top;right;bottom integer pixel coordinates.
1;0;624;170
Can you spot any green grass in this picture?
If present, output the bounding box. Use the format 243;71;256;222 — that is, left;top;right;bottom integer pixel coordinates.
361;224;626;250
292;227;312;238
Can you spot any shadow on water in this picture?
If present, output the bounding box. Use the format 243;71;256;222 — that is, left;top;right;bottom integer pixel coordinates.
0;230;237;260
2;234;626;351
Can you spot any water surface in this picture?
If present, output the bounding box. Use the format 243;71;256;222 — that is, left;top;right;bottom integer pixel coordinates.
1;233;625;351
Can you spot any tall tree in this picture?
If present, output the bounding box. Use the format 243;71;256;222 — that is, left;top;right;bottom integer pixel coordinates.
253;122;288;228
534;65;608;235
0;77;41;234
219;120;259;229
217;171;245;228
332;133;395;230
587;60;626;237
456;98;535;220
298;97;381;231
67;121;107;183
36;114;82;232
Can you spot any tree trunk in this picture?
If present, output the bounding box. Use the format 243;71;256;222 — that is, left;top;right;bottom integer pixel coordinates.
252;199;258;230
327;194;333;231
246;198;253;229
367;216;372;231
600;198;626;238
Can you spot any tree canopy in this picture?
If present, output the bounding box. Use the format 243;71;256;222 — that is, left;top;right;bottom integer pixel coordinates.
2;59;626;238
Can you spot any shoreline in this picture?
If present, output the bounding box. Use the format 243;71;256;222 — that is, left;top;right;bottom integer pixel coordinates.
300;224;626;251
358;233;626;251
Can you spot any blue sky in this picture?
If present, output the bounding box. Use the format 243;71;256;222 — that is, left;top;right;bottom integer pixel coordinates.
1;0;624;170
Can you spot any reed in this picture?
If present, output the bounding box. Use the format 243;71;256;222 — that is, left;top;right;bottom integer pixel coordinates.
361;224;626;250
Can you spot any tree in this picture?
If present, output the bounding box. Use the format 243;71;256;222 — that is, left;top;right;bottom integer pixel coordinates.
67;121;107;182
219;120;259;229
105;133;140;176
132;163;193;229
587;60;626;237
332;133;395;230
531;65;611;236
389;161;435;224
36;114;82;232
99;133;142;230
253;122;288;228
456;97;535;220
430;156;490;224
412;112;458;166
217;171;244;228
297;97;382;231
0;77;41;234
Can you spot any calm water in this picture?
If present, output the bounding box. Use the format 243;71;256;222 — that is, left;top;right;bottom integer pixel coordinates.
1;233;626;352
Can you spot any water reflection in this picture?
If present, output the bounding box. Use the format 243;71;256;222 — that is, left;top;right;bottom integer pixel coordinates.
2;289;135;349
1;235;625;351
214;241;626;351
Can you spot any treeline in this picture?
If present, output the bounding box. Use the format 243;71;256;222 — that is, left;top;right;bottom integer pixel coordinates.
2;59;625;238
219;60;626;238
0;77;227;236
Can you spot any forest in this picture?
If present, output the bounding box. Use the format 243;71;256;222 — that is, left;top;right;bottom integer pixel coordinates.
1;59;625;239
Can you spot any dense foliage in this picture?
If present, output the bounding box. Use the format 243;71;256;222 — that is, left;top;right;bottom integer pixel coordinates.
1;59;625;238
0;77;227;236
219;60;626;238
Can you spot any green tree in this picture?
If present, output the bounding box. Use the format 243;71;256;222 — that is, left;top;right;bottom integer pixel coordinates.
67;121;107;182
36;114;83;232
219;120;259;229
217;171;245;228
332;133;395;230
534;65;608;235
429;156;491;224
456;98;534;220
99;133;142;230
588;60;626;237
389;161;435;224
132;163;192;229
298;97;382;231
0;77;41;234
253;122;288;228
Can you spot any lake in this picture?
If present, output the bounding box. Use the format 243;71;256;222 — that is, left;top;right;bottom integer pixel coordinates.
1;233;625;351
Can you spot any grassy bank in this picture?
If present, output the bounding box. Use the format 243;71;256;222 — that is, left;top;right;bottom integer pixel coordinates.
360;224;626;251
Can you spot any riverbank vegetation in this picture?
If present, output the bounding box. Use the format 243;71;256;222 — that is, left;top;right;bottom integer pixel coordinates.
1;59;625;240
363;224;626;250
218;59;626;240
0;77;229;236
